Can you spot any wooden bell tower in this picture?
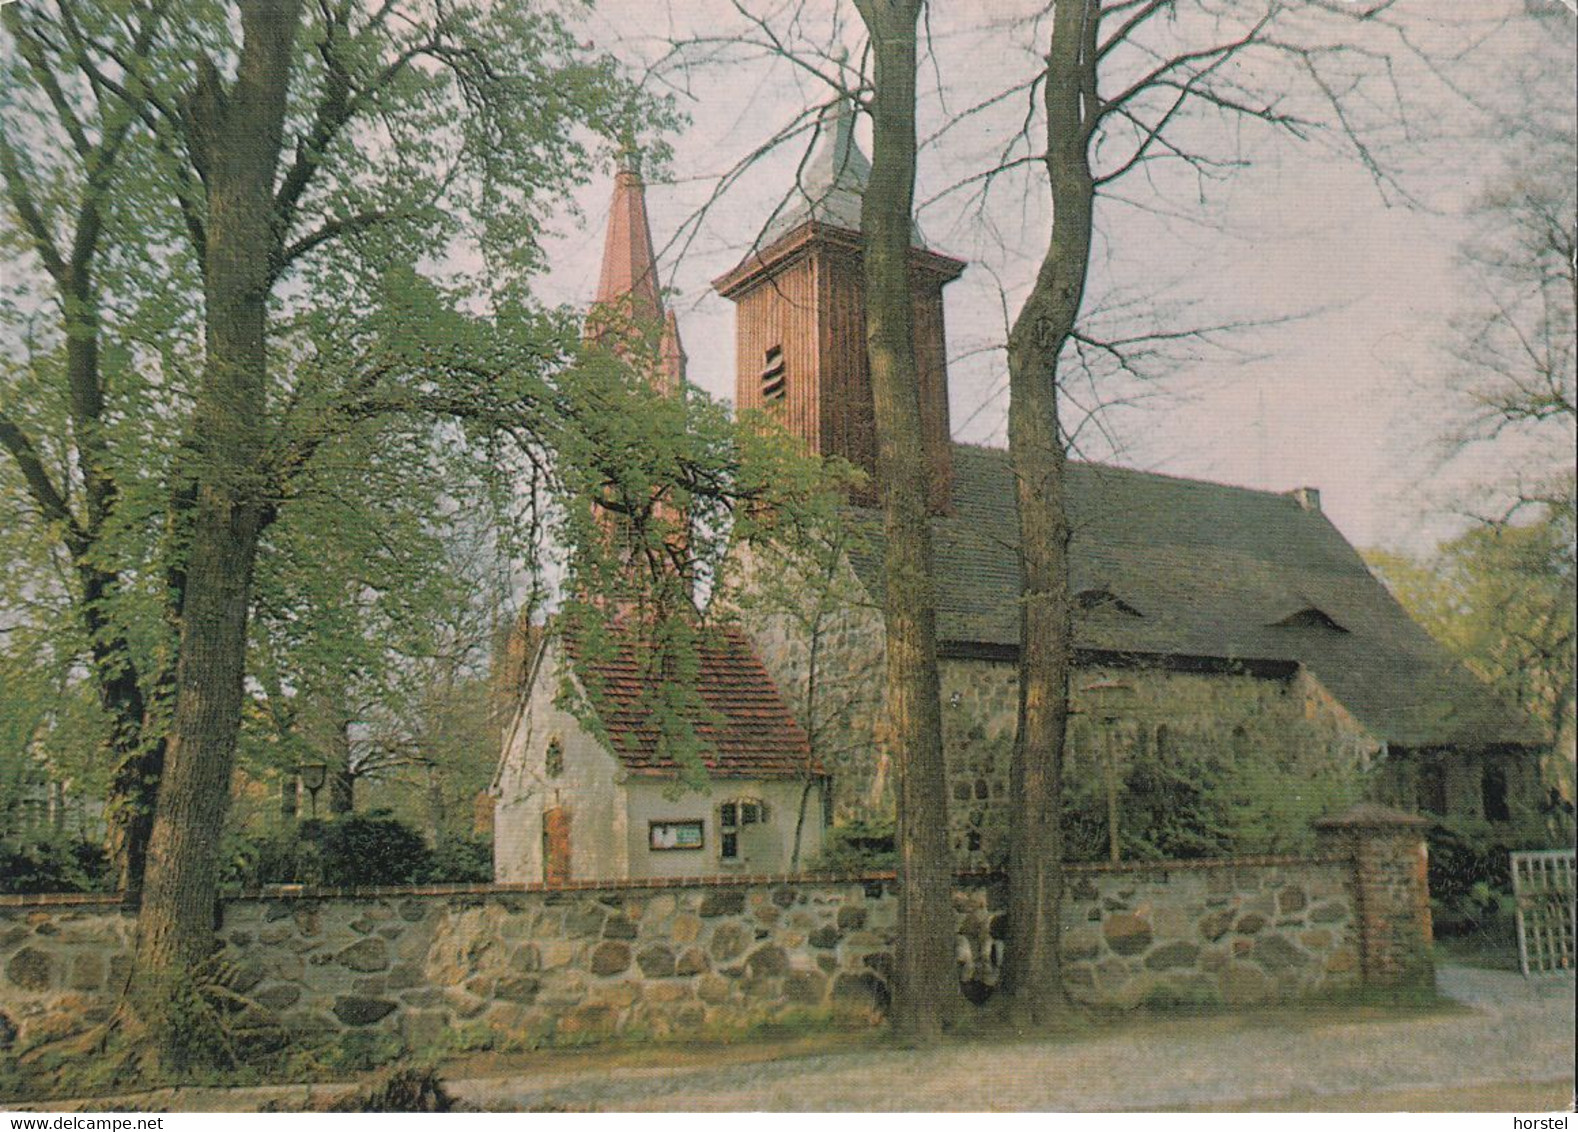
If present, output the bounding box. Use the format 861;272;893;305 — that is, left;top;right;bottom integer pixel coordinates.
712;104;963;510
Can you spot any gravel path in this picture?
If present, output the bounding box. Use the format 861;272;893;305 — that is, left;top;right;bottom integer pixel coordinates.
454;965;1576;1112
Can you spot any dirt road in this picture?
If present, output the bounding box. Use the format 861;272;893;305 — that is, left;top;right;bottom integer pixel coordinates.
454;965;1575;1112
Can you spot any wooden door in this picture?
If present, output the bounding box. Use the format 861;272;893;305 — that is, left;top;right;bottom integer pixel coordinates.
543;807;571;886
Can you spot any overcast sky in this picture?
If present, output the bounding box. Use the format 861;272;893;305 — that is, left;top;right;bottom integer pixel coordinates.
534;0;1576;556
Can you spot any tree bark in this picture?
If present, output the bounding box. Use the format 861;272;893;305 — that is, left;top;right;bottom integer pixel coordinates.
1001;0;1098;1026
852;0;958;1043
134;0;302;1018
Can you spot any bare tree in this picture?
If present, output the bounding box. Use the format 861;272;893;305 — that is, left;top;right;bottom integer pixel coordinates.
849;0;959;1042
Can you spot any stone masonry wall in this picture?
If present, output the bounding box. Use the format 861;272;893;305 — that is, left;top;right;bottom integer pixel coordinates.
1;850;1378;1056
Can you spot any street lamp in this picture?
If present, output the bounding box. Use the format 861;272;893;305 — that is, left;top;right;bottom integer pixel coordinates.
298;761;327;820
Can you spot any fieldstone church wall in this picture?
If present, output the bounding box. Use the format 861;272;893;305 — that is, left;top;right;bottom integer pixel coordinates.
0;809;1430;1055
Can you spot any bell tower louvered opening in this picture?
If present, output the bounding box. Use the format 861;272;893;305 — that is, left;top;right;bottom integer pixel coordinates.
713;101;963;513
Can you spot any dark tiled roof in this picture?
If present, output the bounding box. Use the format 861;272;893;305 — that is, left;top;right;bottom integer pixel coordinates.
567;625;821;779
846;444;1537;750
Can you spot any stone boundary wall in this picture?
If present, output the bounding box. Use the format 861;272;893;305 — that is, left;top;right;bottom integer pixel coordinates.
0;810;1429;1053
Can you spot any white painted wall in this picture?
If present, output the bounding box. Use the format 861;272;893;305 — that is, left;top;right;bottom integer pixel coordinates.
624;776;824;878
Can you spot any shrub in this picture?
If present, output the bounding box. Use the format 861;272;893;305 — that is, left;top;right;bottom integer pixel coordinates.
1426;817;1543;936
223;813;494;889
422;832;492;883
0;838;108;894
812;817;895;872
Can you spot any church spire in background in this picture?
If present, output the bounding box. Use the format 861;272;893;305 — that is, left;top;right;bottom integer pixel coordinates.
591;146;664;333
587;145;686;392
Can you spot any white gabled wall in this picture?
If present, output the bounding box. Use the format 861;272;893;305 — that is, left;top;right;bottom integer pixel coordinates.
492;638;629;883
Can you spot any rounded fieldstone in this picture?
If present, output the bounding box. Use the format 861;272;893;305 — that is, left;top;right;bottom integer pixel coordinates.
254;984;302;1011
675;947;709;976
0;1010;16;1050
337;937;390;972
1198;908;1235;942
832;971;890;1012
495;976;541;1003
697;973;732;1004
590;940;631;976
6;946;53;991
771;887;797;908
602;915;638;940
1144;942;1200;971
637;946;677;978
398;900;428;922
1278;886;1308;914
564;906;606;938
784;969;827;1004
700;891;746;918
1234;914;1267;935
1252;934;1311;972
1309;901;1348;923
1103;913;1153;957
809;925;841;949
68;952;105;991
708;922;747;961
746;945;789;977
332;995;397;1026
836;906;867;931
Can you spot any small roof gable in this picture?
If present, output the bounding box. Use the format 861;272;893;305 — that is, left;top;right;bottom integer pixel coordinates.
846;444;1539;750
564;625;821;779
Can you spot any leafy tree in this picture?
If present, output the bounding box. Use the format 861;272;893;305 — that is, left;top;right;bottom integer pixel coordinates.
1368;505;1576;800
1;0;676;1060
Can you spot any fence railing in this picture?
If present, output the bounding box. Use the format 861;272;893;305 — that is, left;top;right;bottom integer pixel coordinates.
1511;848;1575;976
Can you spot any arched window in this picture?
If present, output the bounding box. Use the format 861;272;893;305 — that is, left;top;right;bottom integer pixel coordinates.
719;797;768;860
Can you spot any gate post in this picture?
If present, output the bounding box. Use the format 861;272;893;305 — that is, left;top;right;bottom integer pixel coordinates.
1314;803;1434;989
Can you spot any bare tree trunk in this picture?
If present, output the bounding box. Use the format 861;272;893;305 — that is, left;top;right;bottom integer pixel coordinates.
133;0;301;1037
852;0;957;1043
1001;0;1098;1027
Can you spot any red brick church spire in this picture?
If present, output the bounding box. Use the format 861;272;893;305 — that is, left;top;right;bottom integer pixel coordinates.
587;148;686;393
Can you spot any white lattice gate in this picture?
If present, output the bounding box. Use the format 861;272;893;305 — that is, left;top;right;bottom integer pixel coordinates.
1511;849;1575;976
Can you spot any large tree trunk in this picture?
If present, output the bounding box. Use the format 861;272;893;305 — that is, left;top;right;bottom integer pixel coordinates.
852;0;958;1044
1000;0;1098;1026
133;0;301;1029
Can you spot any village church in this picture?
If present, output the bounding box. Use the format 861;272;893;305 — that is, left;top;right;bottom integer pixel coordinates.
491;109;1540;885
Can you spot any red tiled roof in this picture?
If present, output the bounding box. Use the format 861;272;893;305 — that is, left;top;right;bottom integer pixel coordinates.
566;625;822;779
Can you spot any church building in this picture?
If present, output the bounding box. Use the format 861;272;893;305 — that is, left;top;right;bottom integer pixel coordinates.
492;110;1542;884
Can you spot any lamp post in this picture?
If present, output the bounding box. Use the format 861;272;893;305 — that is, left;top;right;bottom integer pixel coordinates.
1081;680;1136;864
299;761;327;820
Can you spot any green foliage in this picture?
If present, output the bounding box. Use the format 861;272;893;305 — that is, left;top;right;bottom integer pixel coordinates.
327;1065;457;1112
812;817;897;872
0;837;109;894
1425;816;1541;937
1059;712;1362;863
1367;501;1575;804
427;832;492;884
223;811;487;889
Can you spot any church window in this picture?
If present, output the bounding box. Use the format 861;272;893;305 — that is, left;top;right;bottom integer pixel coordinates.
719;797;767;860
1419;760;1447;815
545;736;564;778
761;345;786;402
1482;764;1511;822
